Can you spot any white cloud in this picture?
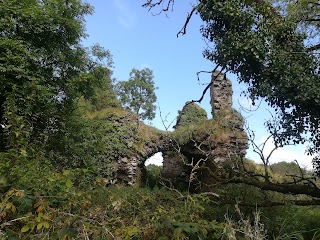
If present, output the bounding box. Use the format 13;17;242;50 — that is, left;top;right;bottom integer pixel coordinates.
252;136;313;170
145;152;163;166
113;0;137;28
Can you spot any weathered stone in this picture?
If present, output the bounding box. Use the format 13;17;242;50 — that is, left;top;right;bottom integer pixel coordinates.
160;71;248;192
210;70;233;117
120;157;128;163
161;152;190;183
111;70;248;191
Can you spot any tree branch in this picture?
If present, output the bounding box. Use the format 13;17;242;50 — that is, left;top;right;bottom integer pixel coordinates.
307;43;320;51
189;66;225;104
225;177;320;198
177;6;197;37
142;0;174;15
221;198;320;207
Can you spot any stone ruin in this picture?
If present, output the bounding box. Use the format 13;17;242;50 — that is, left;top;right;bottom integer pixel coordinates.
112;70;248;190
210;70;233;116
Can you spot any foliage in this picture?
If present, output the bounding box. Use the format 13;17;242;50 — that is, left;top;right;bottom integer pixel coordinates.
172;109;246;146
1;184;319;239
174;102;208;129
262;205;320;240
45;104;137;175
116;67;158;121
1;0;320;238
80;44;120;110
0;0;94;153
270;161;308;177
0;0;137;191
0;186;228;239
145;164;162;189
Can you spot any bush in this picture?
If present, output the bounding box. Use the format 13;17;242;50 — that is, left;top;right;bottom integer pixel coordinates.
174;102;208;129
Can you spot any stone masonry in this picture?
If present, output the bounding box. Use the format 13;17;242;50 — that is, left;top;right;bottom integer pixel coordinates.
210;70;233;116
111;70;248;189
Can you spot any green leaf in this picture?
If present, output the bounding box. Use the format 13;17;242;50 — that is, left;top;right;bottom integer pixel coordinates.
43;221;50;229
21;225;30;233
157;236;169;240
65;179;73;188
37;223;43;230
20;149;27;157
0;176;7;185
63;170;71;176
212;232;222;239
173;227;184;239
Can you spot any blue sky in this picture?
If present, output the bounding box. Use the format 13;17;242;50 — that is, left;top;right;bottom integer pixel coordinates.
82;0;313;169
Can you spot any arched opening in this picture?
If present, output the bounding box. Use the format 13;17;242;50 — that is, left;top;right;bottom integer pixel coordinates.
145;152;163;166
143;152;163;188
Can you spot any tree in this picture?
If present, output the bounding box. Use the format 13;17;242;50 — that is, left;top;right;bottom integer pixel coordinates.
0;0;126;188
45;45;124;171
0;0;95;154
0;0;143;191
117;68;158;122
143;0;320;174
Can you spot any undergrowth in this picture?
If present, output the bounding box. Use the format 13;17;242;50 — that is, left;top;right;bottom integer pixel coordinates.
1;182;320;239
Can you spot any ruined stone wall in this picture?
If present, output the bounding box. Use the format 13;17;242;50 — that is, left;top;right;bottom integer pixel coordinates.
160;70;248;191
111;70;248;189
113;129;171;186
210;70;233;116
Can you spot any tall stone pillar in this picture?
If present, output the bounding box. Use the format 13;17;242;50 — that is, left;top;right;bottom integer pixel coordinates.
210;70;233;117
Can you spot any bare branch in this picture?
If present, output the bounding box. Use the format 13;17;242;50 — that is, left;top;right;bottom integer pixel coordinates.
159;177;185;198
196;68;218;85
237;96;262;114
142;0;175;15
294;159;304;178
189;66;225;104
158;102;176;131
304;18;320;22
225;177;320;198
177;6;197;37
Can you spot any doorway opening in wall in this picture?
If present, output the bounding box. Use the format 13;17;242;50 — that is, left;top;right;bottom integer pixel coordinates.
145;152;163;166
144;152;163;189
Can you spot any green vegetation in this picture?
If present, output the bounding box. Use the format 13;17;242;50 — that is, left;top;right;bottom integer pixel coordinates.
174;102;208;129
172;109;245;146
2;177;320;239
0;0;320;239
116;67;158;122
145;164;162;189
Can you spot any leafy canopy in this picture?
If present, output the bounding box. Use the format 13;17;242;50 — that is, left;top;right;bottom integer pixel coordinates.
0;0;129;186
0;0;94;153
117;67;158;121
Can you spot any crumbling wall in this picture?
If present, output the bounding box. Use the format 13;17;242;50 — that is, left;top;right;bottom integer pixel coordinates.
161;70;248;191
210;70;233;116
113;128;171;186
112;70;248;189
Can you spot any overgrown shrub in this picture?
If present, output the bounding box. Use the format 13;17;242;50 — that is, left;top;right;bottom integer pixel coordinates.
174;102;208;129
